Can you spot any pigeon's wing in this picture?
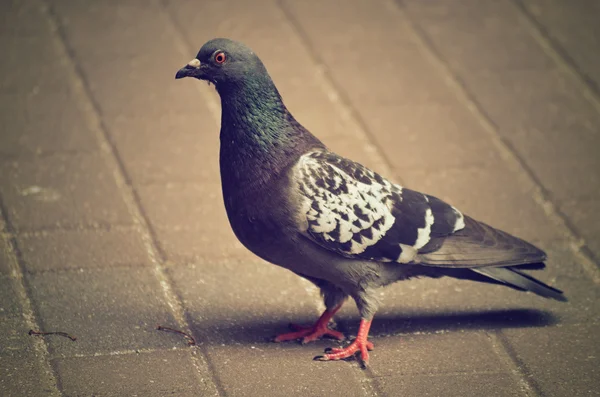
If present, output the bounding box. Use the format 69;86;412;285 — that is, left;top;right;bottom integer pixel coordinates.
293;151;545;267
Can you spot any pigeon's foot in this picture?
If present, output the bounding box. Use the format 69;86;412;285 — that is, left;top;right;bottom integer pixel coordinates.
274;304;344;344
314;319;373;365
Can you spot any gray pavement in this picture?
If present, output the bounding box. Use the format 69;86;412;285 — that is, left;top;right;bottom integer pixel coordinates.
1;0;599;396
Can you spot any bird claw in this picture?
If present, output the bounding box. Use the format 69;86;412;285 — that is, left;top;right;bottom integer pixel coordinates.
319;338;374;364
274;323;345;344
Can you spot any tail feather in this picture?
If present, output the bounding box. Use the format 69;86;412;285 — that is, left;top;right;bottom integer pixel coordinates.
472;267;566;302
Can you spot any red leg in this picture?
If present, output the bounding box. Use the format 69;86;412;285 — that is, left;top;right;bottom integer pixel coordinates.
315;319;373;364
274;304;345;344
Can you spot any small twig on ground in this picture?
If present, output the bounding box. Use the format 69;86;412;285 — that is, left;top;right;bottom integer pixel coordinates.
156;325;196;346
28;329;77;342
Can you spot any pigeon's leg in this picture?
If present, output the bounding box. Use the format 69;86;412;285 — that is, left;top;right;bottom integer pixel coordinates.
315;289;377;364
315;318;373;363
274;282;347;344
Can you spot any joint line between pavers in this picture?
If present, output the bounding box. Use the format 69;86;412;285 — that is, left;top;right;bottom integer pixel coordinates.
0;198;62;397
488;330;543;397
511;0;600;114
391;0;600;284
42;1;221;395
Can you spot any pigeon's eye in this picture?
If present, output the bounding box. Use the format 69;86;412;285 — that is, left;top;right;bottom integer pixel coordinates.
214;52;226;64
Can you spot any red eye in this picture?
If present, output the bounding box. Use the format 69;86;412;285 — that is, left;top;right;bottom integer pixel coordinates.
214;52;226;64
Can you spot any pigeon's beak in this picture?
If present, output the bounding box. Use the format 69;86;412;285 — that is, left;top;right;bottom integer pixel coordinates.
175;58;205;80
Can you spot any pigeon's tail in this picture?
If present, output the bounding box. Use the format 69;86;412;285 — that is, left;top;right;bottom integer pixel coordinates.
471;266;567;302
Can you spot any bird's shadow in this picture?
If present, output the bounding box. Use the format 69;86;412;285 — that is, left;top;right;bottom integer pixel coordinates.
188;308;558;345
339;308;557;337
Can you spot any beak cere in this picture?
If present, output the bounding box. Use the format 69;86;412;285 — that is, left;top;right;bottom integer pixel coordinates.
175;58;202;79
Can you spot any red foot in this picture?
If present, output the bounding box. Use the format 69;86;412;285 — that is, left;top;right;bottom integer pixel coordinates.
274;304;344;344
315;319;373;364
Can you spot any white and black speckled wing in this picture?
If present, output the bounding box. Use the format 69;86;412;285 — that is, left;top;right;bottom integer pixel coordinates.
292;151;545;267
293;151;465;264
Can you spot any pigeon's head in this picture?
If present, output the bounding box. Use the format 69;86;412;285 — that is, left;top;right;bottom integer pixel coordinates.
175;38;267;88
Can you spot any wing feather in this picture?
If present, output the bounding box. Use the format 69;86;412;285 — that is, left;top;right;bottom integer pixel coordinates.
293;151;546;268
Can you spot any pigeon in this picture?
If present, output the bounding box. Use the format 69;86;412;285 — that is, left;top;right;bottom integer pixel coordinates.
175;38;566;365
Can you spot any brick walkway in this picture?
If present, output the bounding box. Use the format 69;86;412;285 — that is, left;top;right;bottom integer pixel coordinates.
1;1;599;396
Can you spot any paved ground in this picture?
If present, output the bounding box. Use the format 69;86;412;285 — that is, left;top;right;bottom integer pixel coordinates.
1;0;599;396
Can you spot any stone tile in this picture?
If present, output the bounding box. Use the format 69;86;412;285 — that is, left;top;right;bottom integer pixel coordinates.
0;316;36;358
399;162;561;242
0;0;53;36
403;0;554;71
560;198;600;261
26;267;180;356
359;242;598;337
500;125;600;204
53;350;217;397
74;54;201;120
375;372;523;397
360;103;501;170
369;331;504;376
502;323;600;396
522;0;600;89
51;2;177;60
283;0;457;106
0;237;12;275
463;68;600;137
17;228;149;272
1;354;57;397
108;113;220;185
207;344;366;397
0;316;57;396
0;276;22;318
137;183;245;262
169;260;319;344
52;1;204;120
0;36;71;93
166;0;365;141
0;153;132;231
0;89;97;156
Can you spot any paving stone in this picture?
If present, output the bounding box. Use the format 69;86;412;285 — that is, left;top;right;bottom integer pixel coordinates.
353;241;598;338
107;112;220;185
375;372;523;397
0;36;71;94
137;183;247;262
52;1;205;120
0;316;57;396
502;323;600;397
17;228;149;272
522;0;600;89
402;0;554;72
53;350;217;397
0;89;98;156
27;267;180;356
283;0;457;106
0;153;132;231
1;354;57;397
169;260;319;344
360;103;501;170
399;162;562;242
207;343;366;397
0;237;13;275
0;316;36;358
368;331;504;376
464;69;600;134
0;0;53;36
499;125;600;205
0;276;22;318
560;198;600;261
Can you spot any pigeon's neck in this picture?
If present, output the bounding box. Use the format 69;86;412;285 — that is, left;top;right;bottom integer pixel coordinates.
218;77;323;190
